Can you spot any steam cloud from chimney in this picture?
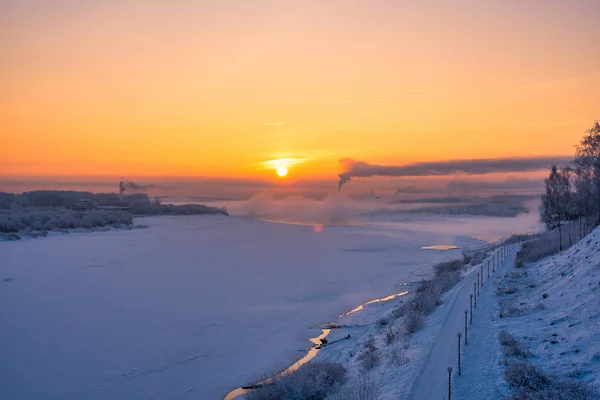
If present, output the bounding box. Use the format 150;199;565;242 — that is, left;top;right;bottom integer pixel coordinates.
119;178;155;196
337;156;571;191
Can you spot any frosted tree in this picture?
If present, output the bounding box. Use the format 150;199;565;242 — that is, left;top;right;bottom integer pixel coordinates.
541;165;571;251
574;121;600;228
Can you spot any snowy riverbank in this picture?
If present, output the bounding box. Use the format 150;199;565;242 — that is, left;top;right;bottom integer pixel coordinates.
275;228;600;400
244;241;510;400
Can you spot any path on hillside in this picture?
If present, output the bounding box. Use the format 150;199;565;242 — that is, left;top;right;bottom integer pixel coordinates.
408;245;518;400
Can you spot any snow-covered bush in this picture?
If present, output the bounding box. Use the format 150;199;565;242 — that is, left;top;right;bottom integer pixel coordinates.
246;361;346;400
386;344;409;367
401;258;464;335
516;222;584;267
505;362;549;392
499;331;531;358
328;374;378;400
411;281;441;314
499;299;525;318
505;361;599;399
356;340;380;371
403;310;425;335
517;239;560;267
384;327;398;344
434;259;464;275
462;249;486;266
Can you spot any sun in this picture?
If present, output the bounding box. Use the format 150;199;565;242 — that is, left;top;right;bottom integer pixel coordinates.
263;157;303;177
276;167;288;177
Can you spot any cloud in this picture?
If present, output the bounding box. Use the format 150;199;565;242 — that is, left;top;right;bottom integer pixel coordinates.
260;157;306;171
119;178;155;195
264;121;288;127
337;156;571;191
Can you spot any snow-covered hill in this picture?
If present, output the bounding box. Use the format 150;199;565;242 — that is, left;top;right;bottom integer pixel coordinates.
495;225;600;393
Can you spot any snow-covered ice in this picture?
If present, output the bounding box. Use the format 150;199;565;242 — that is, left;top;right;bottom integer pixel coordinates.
0;212;540;399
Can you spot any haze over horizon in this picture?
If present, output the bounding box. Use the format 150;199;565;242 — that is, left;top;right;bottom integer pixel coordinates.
2;1;599;188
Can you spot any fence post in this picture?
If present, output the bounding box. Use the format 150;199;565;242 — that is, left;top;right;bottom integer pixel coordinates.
473;282;477;308
469;294;473;323
457;333;462;375
480;265;484;286
464;310;468;344
477;273;480;295
492;254;496;273
447;367;453;400
487;260;490;278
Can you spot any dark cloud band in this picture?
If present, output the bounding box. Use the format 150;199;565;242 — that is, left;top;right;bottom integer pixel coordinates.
338;156;571;190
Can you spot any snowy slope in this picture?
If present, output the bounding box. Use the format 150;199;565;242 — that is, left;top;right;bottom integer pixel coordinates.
494;226;600;388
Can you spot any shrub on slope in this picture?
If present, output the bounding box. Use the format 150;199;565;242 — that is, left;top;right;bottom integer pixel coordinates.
516;222;584;267
505;361;599;399
246;361;346;400
401;259;465;334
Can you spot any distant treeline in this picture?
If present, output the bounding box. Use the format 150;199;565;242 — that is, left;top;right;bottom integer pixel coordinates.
541;121;600;250
0;190;228;235
0;209;133;234
0;191;229;216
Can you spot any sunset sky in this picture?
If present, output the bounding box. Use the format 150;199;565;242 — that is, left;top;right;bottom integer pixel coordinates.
1;0;599;182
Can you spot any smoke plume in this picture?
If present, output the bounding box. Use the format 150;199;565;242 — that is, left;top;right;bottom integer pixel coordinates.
338;156;571;190
119;178;155;195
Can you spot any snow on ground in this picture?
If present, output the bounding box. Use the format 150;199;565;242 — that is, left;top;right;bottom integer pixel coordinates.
311;238;517;400
0;213;538;399
452;246;518;400
314;226;600;400
409;247;516;400
492;226;600;392
322;224;600;400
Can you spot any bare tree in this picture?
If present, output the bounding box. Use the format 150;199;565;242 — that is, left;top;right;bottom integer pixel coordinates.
574;121;600;227
541;165;570;251
540;121;600;247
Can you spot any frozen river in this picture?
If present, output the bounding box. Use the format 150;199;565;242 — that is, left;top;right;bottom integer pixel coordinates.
0;212;540;399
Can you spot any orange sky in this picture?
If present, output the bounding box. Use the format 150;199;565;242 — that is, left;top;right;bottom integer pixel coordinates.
1;1;599;179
